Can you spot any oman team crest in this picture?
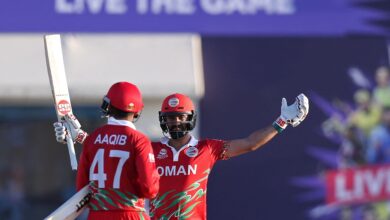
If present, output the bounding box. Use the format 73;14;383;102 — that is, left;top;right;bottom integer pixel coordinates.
57;100;71;115
185;147;198;158
168;97;179;107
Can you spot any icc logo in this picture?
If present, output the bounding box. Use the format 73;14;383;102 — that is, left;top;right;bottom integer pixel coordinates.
157;149;168;159
58;100;71;115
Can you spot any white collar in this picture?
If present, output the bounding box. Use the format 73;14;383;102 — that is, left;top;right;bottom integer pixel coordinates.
160;135;199;162
107;117;136;130
160;135;198;148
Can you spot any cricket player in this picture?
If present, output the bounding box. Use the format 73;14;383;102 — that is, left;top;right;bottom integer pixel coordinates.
55;82;159;220
55;92;309;220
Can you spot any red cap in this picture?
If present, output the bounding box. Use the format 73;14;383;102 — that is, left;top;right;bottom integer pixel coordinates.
161;93;194;113
106;82;144;113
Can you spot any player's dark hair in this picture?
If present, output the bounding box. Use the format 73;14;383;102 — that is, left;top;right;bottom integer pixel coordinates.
109;105;134;120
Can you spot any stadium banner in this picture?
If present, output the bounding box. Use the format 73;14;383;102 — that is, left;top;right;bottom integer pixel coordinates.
201;37;390;220
0;0;389;35
325;164;390;205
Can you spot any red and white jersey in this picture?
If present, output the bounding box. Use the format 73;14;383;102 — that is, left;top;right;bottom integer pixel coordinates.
77;117;159;214
150;136;228;220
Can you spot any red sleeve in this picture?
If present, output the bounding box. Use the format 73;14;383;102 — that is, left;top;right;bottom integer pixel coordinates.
134;134;160;199
76;137;90;191
207;139;229;164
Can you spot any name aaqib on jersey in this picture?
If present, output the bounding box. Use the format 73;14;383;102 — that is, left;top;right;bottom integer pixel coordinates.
94;134;127;145
157;164;197;176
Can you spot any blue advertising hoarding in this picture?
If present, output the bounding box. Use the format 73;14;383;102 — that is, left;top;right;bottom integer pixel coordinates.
201;37;389;219
1;0;390;35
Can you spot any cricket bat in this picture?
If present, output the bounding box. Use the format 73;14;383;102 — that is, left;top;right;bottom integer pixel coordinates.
44;185;91;220
44;34;78;170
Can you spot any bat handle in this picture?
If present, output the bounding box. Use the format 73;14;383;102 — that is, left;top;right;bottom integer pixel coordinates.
66;133;78;170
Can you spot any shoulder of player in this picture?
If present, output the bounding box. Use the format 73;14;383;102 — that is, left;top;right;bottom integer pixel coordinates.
149;138;225;151
85;125;149;144
198;138;224;146
150;138;224;146
83;126;105;142
197;138;226;152
100;124;146;136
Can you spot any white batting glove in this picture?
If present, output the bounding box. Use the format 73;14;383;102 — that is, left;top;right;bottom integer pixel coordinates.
54;121;67;144
53;113;88;144
273;93;309;133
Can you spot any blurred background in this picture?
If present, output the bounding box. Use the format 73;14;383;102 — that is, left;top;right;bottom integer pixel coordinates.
0;0;390;220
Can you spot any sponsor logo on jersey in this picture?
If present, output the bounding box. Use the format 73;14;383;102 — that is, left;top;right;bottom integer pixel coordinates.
157;149;168;159
157;164;197;176
94;134;127;145
185;146;198;157
168;97;179;107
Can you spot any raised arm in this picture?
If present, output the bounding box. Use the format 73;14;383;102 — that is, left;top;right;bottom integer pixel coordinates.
226;93;309;158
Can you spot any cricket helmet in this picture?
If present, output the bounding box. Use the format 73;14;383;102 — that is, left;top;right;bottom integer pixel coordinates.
101;82;144;116
159;93;197;139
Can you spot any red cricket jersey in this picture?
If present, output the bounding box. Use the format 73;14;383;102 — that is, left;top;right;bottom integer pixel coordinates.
77;118;159;219
150;136;228;220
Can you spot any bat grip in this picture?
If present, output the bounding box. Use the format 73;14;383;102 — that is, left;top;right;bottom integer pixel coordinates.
66;133;78;170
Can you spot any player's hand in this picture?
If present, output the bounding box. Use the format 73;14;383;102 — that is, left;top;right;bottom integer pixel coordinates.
54;121;67;144
273;93;309;133
64;113;88;144
53;113;88;144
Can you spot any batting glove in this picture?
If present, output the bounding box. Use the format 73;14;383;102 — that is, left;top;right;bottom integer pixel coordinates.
273;93;309;133
53;113;88;144
54;121;67;144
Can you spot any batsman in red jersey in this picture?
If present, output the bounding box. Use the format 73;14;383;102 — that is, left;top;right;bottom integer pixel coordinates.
55;92;309;220
55;82;159;220
148;93;308;219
